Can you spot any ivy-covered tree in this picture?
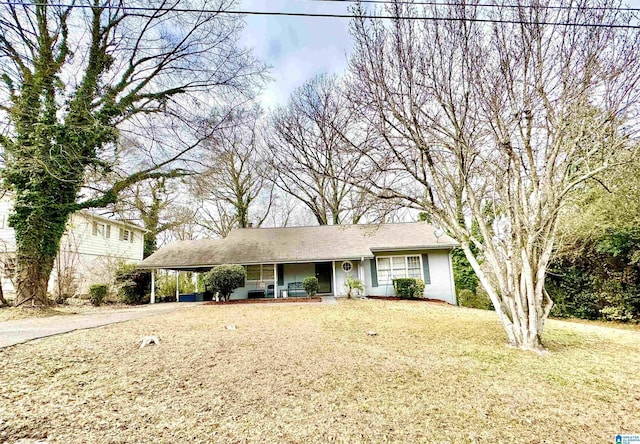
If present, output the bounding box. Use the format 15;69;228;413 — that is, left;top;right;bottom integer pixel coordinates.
0;0;265;305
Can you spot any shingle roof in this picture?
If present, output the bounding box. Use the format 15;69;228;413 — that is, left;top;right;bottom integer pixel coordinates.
138;222;458;270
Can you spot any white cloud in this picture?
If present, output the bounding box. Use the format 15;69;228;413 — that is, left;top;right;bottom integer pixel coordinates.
240;0;354;109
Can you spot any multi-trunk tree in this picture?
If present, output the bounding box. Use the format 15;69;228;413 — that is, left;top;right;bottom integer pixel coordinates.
348;0;640;351
0;0;264;305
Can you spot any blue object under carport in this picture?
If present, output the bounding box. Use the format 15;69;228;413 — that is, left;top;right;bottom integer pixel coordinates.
178;292;204;302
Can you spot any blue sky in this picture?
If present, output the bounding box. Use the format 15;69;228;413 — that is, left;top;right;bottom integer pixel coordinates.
240;1;354;109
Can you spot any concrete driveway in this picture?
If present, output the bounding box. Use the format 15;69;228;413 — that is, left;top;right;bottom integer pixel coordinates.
0;302;199;348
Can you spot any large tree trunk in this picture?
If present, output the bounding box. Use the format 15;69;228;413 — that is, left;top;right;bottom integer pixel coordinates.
12;201;72;307
15;253;56;306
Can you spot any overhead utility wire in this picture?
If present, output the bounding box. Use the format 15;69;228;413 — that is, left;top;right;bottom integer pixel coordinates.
300;0;640;13
1;1;639;28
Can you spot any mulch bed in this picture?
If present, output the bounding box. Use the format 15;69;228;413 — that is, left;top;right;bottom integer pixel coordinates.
204;296;322;305
365;296;453;305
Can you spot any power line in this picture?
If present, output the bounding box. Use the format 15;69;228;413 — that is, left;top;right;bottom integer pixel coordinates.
299;0;640;13
1;1;639;28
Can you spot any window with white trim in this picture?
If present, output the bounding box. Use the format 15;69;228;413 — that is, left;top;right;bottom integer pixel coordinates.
93;221;107;237
376;255;422;284
341;261;353;273
245;264;274;281
119;228;133;242
0;213;7;229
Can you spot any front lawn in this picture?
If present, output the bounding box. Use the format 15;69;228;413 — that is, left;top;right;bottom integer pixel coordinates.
0;300;637;443
0;300;136;322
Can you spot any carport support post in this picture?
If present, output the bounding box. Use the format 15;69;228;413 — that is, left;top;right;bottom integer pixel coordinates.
195;272;199;293
273;264;278;298
150;269;156;304
359;258;365;296
175;270;180;302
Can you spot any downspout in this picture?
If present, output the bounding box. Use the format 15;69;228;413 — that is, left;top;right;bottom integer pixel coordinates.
448;250;457;305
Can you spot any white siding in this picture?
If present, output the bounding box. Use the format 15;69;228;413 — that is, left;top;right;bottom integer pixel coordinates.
67;213;144;261
363;250;456;304
0;199;145;297
333;260;362;298
231;263;318;300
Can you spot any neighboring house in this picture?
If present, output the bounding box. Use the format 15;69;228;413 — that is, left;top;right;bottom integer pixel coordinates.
0;198;145;298
139;222;458;304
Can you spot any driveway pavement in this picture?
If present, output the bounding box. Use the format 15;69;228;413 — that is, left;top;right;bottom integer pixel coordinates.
0;302;199;348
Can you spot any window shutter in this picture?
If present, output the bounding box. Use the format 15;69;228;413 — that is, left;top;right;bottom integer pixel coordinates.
370;259;378;287
119;228;124;241
422;254;431;284
277;264;284;286
106;225;111;239
130;232;134;243
92;221;98;236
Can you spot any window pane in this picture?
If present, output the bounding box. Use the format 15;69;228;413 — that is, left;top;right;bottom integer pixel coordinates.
407;256;420;268
377;258;390;270
262;265;274;280
391;257;405;279
246;265;260;280
378;270;392;283
407;256;421;279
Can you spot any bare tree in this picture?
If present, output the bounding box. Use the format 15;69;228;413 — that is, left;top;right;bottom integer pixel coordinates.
0;0;265;305
53;229;81;303
194;107;274;237
113;178;195;257
267;73;380;225
349;1;640;351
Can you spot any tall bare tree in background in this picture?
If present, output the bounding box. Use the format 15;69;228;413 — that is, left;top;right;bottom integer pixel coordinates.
267;74;383;225
349;1;640;351
113;178;195;257
194;107;274;237
0;0;265;305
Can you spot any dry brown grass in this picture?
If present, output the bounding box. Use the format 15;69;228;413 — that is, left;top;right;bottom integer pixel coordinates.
0;301;132;322
0;300;638;443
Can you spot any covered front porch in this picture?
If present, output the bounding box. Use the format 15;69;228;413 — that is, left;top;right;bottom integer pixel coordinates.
149;259;364;303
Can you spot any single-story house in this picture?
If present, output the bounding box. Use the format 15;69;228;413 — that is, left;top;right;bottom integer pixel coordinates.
139;222;459;304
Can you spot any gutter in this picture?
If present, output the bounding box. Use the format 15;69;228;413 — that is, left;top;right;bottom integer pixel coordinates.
137;256;375;270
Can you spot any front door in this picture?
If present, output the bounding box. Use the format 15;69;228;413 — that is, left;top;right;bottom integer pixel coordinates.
315;262;332;294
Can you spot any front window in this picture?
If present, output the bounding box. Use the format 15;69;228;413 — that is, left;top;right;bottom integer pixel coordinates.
245;264;274;281
377;257;392;283
246;265;261;281
376;255;422;284
407;256;421;279
93;221;106;237
262;265;274;280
